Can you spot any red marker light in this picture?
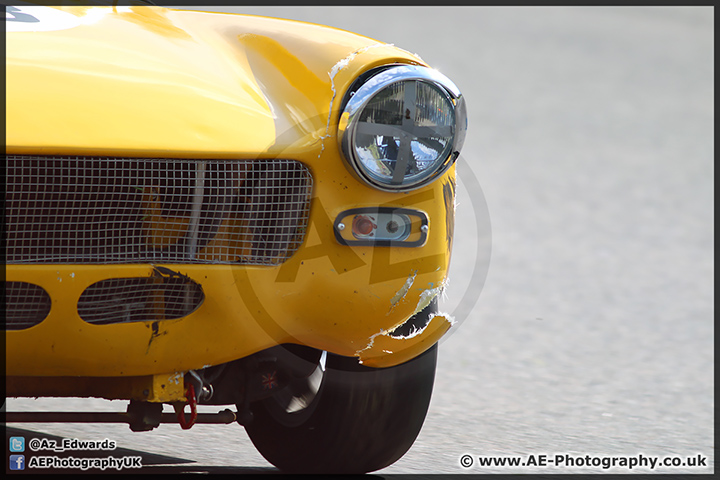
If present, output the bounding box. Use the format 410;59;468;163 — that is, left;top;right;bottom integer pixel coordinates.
352;215;376;237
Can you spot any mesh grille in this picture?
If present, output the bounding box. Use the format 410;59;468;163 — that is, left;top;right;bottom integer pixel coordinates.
78;272;204;325
4;156;312;265
3;282;52;330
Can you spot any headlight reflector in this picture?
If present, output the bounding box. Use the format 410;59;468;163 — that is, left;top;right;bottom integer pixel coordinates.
339;65;466;191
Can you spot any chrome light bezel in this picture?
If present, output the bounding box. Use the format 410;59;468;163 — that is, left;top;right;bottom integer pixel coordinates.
338;64;467;192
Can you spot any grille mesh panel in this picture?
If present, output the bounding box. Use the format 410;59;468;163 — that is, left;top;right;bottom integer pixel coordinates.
5;156;312;265
3;282;52;330
78;274;204;325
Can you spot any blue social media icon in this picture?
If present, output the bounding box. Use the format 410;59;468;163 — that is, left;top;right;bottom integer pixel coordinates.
10;454;26;470
10;436;26;452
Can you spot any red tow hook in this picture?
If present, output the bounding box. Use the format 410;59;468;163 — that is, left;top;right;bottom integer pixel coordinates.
173;384;198;430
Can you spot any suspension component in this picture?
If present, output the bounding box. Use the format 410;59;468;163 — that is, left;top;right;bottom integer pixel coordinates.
4;408;237;428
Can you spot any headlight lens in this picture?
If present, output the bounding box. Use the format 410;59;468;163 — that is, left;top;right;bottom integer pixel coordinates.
339;65;467;191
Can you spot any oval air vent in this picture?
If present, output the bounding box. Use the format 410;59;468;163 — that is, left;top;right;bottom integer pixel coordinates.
78;273;204;325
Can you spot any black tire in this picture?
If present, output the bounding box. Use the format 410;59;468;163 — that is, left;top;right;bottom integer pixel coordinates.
244;344;438;474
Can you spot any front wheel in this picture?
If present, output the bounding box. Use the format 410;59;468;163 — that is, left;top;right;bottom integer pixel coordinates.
243;344;438;474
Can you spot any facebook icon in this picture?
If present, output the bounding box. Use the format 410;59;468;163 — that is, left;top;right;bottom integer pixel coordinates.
10;454;25;470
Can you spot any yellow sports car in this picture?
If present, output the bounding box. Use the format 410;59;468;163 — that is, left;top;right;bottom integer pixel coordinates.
5;1;467;473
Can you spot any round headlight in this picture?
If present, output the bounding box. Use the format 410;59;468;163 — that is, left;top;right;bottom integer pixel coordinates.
339;65;467;191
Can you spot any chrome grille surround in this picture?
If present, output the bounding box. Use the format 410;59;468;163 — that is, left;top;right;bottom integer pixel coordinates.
5;156;313;265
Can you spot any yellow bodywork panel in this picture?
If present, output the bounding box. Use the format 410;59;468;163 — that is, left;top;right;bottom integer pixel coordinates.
6;5;419;157
5;5;458;392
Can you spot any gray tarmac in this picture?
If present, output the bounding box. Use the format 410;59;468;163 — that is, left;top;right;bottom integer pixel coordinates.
6;6;713;475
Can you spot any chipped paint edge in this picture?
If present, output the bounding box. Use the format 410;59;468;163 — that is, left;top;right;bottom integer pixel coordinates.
356;277;454;362
169;372;184;385
388;269;418;313
318;42;394;159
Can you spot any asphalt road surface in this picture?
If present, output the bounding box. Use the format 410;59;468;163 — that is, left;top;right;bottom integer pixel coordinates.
5;6;713;475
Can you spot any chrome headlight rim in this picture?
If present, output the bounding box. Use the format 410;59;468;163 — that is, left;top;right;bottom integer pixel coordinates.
338;64;467;192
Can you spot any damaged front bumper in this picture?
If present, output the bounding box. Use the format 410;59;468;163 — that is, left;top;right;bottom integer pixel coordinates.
6;165;456;387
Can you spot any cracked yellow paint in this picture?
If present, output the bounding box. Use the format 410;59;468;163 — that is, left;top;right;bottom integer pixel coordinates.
388;270;418;312
356;314;453;368
414;279;448;314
